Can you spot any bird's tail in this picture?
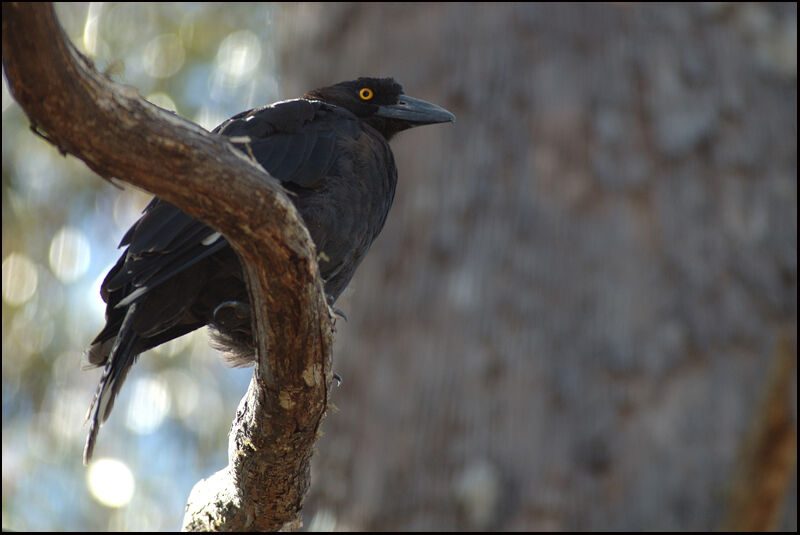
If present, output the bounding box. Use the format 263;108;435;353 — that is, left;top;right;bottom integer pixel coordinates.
83;303;140;465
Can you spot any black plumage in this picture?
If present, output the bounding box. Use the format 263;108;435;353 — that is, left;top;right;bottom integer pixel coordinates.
83;77;454;463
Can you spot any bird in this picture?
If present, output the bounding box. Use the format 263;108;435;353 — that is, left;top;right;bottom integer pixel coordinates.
83;77;455;464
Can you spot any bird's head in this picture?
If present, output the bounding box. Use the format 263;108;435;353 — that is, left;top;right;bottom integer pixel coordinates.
305;77;455;140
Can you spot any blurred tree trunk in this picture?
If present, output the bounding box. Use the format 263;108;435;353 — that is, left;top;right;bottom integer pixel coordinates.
274;3;797;530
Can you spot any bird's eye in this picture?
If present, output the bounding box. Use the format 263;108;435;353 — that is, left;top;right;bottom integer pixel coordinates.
359;87;374;101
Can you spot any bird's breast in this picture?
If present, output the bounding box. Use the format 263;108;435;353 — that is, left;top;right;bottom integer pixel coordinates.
294;129;398;299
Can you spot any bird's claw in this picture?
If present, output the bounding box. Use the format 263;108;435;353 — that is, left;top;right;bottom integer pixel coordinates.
325;294;348;322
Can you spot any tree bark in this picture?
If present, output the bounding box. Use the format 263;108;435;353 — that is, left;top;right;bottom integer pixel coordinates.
2;3;333;531
274;3;796;531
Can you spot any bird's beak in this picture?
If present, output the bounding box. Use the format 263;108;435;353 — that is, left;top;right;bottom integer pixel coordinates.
376;95;455;125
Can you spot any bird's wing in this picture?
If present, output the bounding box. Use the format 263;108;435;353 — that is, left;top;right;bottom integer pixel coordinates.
97;99;360;323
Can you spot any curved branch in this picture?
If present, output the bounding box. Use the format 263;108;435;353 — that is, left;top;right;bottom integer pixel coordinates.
2;3;333;531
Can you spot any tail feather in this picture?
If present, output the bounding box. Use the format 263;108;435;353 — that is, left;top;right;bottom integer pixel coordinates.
83;303;140;465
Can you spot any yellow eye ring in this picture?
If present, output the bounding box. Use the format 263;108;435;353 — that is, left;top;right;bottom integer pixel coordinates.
359;87;374;100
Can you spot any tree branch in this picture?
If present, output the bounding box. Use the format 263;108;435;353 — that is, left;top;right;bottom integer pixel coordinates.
2;3;333;531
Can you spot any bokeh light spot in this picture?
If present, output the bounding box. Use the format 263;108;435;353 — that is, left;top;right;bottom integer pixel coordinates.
143;33;185;79
160;369;199;419
87;458;135;508
48;226;91;283
125;376;171;435
2;253;39;306
82;2;104;56
215;30;261;86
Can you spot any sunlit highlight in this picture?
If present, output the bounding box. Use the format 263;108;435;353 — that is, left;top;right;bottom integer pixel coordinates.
125;376;171;435
82;2;104;56
87;458;135;508
48;227;91;283
2;253;38;306
143;34;185;79
215;30;261;86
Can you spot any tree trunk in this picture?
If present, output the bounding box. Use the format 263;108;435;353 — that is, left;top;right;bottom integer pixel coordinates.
274;3;797;530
